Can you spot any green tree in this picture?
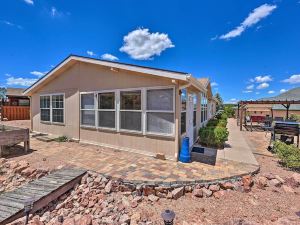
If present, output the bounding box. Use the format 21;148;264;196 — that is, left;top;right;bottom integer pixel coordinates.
214;93;223;110
0;87;6;100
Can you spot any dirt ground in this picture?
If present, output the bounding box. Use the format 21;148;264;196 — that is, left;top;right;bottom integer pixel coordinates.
1;120;300;224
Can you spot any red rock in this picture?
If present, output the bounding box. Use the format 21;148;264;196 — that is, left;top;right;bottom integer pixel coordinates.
292;173;300;185
269;179;281;187
256;176;268;189
76;215;92;225
14;161;29;173
242;175;253;192
148;194;159;202
263;173;275;180
220;182;235;190
192;188;203;198
209;184;220;192
213;190;225;199
104;180;112;193
80;198;89;207
171;187;184;200
131;200;138;208
21;167;36;177
202;188;212;197
62;218;75;225
142;186;155;196
29;218;44;225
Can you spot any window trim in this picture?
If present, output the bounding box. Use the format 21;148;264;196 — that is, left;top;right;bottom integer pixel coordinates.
97;90;117;131
80;92;97;128
40;93;65;125
79;85;176;138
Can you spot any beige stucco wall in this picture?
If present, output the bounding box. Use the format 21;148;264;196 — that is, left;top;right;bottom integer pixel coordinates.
31;62;180;160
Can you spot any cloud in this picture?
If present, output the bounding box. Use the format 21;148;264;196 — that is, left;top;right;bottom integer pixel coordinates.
101;53;119;61
268;90;275;94
6;77;37;87
257;82;269;89
211;82;218;87
87;51;97;57
50;7;69;18
246;84;254;90
243;90;252;93
30;71;46;78
282;74;300;84
253;75;272;83
256;92;260;95
227;98;238;104
280;89;287;93
220;4;277;40
120;28;174;60
0;20;23;29
23;0;34;5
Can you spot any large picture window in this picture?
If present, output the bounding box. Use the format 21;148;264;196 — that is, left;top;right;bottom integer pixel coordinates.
40;94;64;123
98;92;115;129
120;90;142;131
81;93;95;126
146;88;174;135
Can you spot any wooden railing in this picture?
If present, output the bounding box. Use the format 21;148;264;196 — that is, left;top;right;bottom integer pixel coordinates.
1;106;30;121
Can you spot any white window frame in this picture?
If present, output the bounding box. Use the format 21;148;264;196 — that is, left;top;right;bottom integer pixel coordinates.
119;88;143;134
180;89;187;137
79;85;176;138
145;86;175;137
40;93;65;125
40;95;51;123
97;90;117;131
80;92;97;128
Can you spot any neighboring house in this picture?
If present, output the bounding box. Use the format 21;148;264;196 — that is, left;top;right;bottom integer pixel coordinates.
1;88;30;120
24;55;217;160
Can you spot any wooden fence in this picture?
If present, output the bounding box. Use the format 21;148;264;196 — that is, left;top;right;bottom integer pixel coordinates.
1;106;30;121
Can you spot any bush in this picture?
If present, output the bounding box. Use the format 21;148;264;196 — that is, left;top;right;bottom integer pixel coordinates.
199;125;229;148
289;114;300;122
54;136;69;142
273;140;300;169
224;106;235;118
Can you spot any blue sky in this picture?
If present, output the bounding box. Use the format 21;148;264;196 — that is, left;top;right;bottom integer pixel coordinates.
0;0;300;103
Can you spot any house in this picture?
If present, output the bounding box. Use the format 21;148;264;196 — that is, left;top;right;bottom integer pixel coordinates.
1;88;30;120
24;55;217;160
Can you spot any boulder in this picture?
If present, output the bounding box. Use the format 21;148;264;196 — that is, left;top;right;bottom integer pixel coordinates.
202;188;213;197
209;184;220;192
171;187;184;200
220;182;235;190
192;188;203;198
269;179;281;187
21;167;36;177
242;175;253;192
256;176;268;189
76;215;92;225
292;173;300;185
104;180;112;194
148;194;159;202
263;173;275;180
142;186;155;196
213;190;225;199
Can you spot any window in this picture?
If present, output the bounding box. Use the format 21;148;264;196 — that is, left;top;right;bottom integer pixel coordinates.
81;93;95;126
201;93;207;123
98;92;115;129
181;89;187;134
120;90;142;131
40;94;64;123
40;96;50;122
52;95;64;123
19;99;30;106
146;88;174;135
193;94;197;127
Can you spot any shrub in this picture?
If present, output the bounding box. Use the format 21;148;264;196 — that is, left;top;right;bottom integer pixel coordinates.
54;136;69;142
289;114;300;122
273;140;300;169
199;126;229;148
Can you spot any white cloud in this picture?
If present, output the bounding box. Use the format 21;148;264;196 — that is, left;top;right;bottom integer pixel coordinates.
211;82;218;87
253;75;272;83
30;71;46;78
255;92;260;95
120;28;174;60
101;53;119;61
0;20;23;29
246;84;254;90
87;51;97;57
282;74;300;84
24;0;34;5
6;77;37;87
268;90;275;94
227;98;238;104
243;90;252;93
50;7;68;18
280;89;287;93
257;82;269;89
220;4;277;40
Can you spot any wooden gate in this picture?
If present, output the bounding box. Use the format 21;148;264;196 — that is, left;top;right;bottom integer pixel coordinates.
1;106;30;120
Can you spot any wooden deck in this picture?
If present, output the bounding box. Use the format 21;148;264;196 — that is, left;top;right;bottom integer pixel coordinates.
0;168;87;225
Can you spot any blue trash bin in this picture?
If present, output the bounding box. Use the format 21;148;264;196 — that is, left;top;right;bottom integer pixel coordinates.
179;137;191;163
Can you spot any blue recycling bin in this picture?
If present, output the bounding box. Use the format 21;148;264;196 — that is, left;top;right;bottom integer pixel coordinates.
179;137;191;163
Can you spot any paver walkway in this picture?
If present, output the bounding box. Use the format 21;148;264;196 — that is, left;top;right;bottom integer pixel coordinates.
1;120;259;183
217;118;259;166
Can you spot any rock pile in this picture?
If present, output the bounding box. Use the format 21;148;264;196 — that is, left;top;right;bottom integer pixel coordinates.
0;158;50;192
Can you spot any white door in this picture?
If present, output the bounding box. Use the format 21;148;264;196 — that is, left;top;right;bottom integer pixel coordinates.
187;94;194;148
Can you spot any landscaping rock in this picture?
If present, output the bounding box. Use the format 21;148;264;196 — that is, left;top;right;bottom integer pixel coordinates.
220;182;235;190
171;187;184;200
213;190;226;199
104;180;112;193
148;194;159;202
202;187;213;197
256;176;268;189
242;175;253;192
291;173;300;185
269;179;281;187
142;186;155;196
282;185;295;193
76;215;92;225
192;188;203;198
209;184;220;192
131;212;141;225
